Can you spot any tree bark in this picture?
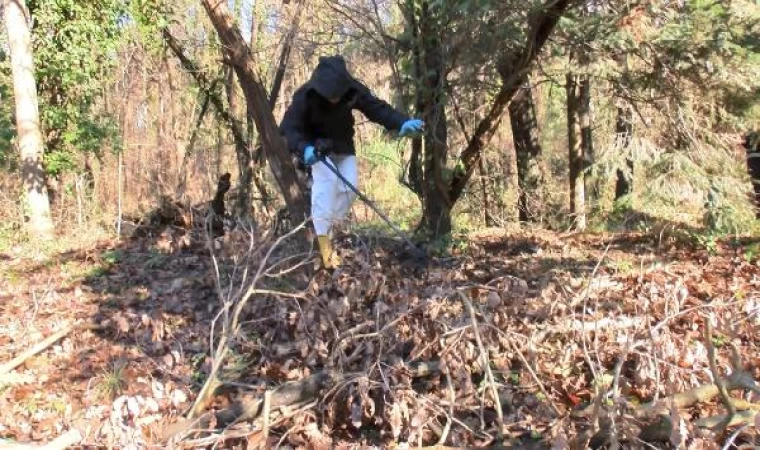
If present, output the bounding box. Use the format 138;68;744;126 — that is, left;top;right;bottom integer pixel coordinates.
3;0;54;239
200;0;309;225
413;1;451;238
509;76;544;223
614;100;634;202
567;70;586;230
579;72;597;212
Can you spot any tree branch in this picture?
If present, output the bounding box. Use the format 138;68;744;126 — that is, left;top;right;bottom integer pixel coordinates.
449;0;575;202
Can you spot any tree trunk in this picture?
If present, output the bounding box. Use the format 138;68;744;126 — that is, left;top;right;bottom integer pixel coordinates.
579;72;597;213
3;0;54;239
414;1;451;238
200;0;308;225
224;63;253;219
177;92;212;199
614;56;634;202
509;76;544;223
567;70;586;230
614;100;634;202
744;131;760;219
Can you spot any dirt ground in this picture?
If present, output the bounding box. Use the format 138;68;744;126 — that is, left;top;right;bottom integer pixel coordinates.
1;223;759;449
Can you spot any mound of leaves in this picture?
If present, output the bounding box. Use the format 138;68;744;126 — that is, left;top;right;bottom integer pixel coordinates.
1;225;758;449
165;229;760;449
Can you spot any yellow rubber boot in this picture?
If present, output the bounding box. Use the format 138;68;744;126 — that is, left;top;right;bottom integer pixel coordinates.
316;235;341;269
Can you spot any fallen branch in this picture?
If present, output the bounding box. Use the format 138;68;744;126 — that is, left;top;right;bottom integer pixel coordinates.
0;324;74;375
163;360;443;443
571;370;760;420
533;316;644;344
0;429;81;450
0;322;102;375
638;369;760;418
185;222;308;422
695;410;757;429
704;315;736;433
458;290;504;440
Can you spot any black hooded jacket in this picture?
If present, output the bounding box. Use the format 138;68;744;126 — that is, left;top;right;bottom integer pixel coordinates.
279;55;409;158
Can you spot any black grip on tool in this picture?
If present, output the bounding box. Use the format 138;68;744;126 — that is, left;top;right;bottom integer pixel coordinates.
314;138;334;159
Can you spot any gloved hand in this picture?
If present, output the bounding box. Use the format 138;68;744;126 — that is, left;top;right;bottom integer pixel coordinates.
314;138;335;157
399;119;424;138
303;145;318;166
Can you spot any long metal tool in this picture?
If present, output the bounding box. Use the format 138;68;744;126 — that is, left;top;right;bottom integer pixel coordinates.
317;156;426;258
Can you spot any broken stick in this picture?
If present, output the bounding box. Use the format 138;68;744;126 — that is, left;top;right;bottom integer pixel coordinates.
0;322;103;375
458;290;505;440
0;429;81;450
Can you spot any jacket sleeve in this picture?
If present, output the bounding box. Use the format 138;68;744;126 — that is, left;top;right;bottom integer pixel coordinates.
353;82;409;132
279;87;311;156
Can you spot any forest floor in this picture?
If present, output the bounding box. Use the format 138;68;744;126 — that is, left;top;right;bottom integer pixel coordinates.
1;217;759;449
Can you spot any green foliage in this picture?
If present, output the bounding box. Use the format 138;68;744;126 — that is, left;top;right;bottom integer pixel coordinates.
94;360;127;400
25;0;126;176
0;83;15;169
0;34;15;169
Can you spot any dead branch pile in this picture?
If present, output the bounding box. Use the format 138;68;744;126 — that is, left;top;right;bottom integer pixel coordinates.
164;229;760;449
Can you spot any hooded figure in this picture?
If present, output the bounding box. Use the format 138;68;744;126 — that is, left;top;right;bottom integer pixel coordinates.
280;55;423;269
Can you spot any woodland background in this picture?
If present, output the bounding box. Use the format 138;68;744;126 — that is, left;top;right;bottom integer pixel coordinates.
1;0;760;449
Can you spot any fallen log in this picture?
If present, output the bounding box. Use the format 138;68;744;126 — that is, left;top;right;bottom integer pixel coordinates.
695;410;757;429
162;360;443;443
571;370;760;420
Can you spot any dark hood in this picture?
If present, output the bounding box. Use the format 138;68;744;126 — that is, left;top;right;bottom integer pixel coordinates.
309;55;354;100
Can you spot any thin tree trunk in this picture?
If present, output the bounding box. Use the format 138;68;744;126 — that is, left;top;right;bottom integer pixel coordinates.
614;56;634;202
404;0;423;197
163;29;256;217
224;64;254;218
268;0;303;109
3;0;54;239
509;76;544;223
417;1;451;238
614;101;634;202
201;0;309;225
744;132;760;219
247;0;259;154
453;94;494;227
567;70;586;230
177;92;212;199
225;66;239;120
579;72;597;213
117;149;123;237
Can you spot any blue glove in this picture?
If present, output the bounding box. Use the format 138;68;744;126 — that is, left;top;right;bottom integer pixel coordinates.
399;119;424;137
303;145;318;166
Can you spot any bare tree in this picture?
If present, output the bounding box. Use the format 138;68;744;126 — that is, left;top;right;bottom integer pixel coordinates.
3;0;54;239
567;67;586;230
200;0;309;225
614;55;634;203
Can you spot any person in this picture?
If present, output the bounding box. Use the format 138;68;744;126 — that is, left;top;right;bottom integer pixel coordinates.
280;55;423;269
